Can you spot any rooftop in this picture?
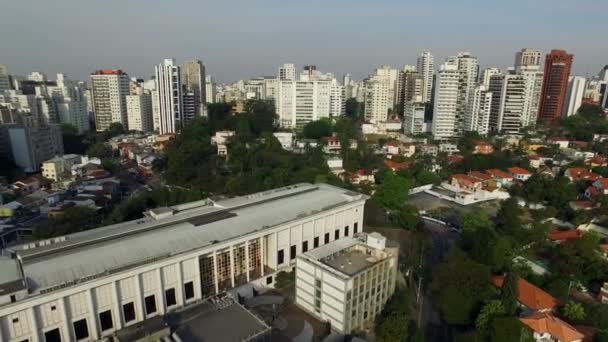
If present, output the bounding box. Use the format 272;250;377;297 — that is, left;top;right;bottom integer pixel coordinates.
493;275;559;311
4;183;367;294
520;313;584;342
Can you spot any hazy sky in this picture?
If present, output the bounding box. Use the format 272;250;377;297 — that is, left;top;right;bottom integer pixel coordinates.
1;0;606;83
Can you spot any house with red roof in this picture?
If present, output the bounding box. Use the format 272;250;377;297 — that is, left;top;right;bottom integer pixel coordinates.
384;160;414;171
450;174;483;192
591;178;608;195
485;169;514;187
508;167;533;181
346;169;375;185
520;313;585;342
493;275;559;313
587;155;608;167
447;154;464;165
383;141;401;155
473;140;494;155
565;168;601;182
548;229;585;242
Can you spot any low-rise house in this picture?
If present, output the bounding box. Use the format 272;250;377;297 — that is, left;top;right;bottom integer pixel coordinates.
324;136;341;153
41;154;83;182
565;168;601;182
548;229;584;243
447;154;464;165
468;171;494;185
548;137;570;149
473;140;494;155
211;130;234;157
569;200;595;211
384;160;414;172
326;157;344;175
383;141;401;155
346;169;375;185
485;169;514;187
587;155;608;167
439;143;459;154
418;144;438;156
11;176;42;195
591;178;608;195
401;143;416;157
273;132;294;150
492;275;559;313
450;174;483;192
520;313;584;342
508;167;533;181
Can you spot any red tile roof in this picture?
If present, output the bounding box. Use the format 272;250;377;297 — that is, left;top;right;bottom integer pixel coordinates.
452;174;481;187
486;169;513;179
493;275;559;311
567;168;601;181
548;229;584;242
384;160;414;171
468;171;493;181
520;313;584;342
508;166;532;175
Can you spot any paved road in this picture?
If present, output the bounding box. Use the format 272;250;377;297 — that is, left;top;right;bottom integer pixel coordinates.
418;219;460;342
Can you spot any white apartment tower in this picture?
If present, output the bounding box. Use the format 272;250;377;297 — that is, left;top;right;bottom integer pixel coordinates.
0;64;10;93
403;102;426;135
90;69;130;131
363;66;398;122
205;75;215;104
329;79;345;117
431;61;460;139
154;59;183;134
277;79;331;128
278;63;296;81
48;74;90;134
416;52;434;103
481;68;503;88
465;85;493;135
126;85;153;132
515;48;542;72
181;59;206;116
564;76;587;117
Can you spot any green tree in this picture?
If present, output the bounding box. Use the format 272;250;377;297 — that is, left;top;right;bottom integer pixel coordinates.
245;99;276;134
563;301;586;322
302;119;332;139
344;98;364;119
86;142;113;159
501;272;519;315
375;289;410;342
107;122;125;136
33;207;98;238
392;204;421;230
431;249;493;326
491;317;534;342
495;197;523;235
475;300;505;332
61;123;88;154
373;174;412;210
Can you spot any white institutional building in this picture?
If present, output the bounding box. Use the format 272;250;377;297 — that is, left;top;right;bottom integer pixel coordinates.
295;232;398;334
0;183;367;342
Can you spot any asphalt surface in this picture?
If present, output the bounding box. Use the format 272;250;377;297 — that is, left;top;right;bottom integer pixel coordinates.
419;219;460;342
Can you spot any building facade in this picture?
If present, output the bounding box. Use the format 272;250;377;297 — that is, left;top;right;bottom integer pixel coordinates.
126;87;153;133
0;184;367;342
403;102;426;135
538;50;574;124
564;76;587;117
181;59;206;117
90;70;129;132
416;52;434;103
154;59;183;134
8;124;64;173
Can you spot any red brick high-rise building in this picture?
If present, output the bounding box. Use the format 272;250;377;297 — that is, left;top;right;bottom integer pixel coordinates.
537;49;574;124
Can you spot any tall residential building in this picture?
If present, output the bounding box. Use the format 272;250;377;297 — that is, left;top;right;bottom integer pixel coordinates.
396;67;423;113
126;86;153;132
277;78;331;128
343;74;353;99
154;59;183;134
205;75;216;104
599;65;608;83
0;183;366;342
295;233;398;334
564;76;587;117
363;66;398;122
417;52;434;103
403;102;427;135
481;68;503;88
465;85;493;135
329;78;345;117
47;74;90;134
262;77;278;101
90;69;130;131
538;49;574;124
0;64;10;93
8;124;64;172
181;59;206;116
514;48;542;72
278;63;296;81
432;61;460;139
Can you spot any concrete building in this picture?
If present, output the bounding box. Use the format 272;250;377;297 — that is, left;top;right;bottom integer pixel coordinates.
181;59;206;117
155;59;183;134
480;68;502;88
403;102;426;135
564;76;587;117
126;87;153;133
278;63;296;81
396;69;424;113
0;65;10;93
205;75;215;104
364;66;398;123
90;70;130;131
465;85;493;135
8;124;64;173
295;232;398;334
515;48;542;72
0;183;366;342
48;74;89;134
277;78;331;129
329;79;345;117
431;61;460;140
416;52;434;103
538;50;574;124
41;154;83;182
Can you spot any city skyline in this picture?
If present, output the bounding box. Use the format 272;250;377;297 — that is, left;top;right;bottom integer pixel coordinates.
1;0;607;83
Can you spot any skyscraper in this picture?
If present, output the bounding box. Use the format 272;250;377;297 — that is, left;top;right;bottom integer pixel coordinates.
48;74;90;134
514;48;542;72
363;66;398;122
126;83;153;132
0;64;10;93
564;76;587;117
205;75;216;104
181;59;206;116
538;49;574;124
278;63;296;81
154;59;183;134
465;85;493;135
480;68;503;88
89;69;130;131
416;52;434;103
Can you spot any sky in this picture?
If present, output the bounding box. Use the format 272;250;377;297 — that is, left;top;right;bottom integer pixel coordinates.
0;0;606;84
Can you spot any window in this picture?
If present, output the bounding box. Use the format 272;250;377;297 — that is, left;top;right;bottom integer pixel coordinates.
10;295;15;303
44;328;61;342
278;249;285;264
266;276;273;285
122;302;136;323
290;245;296;260
73;319;89;340
335;229;339;240
354;222;358;234
324;233;329;244
345;226;349;237
50;305;57;311
145;295;157;315
184;281;195;300
314;237;319;248
165;288;177;307
302;241;308;252
99;310;113;331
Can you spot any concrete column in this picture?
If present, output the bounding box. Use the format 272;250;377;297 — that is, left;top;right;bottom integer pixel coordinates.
134;275;144;321
260;236;265;276
193;256;202;301
57;297;71;342
245;240;250;282
274;231;279;270
111;281;123;330
229;246;235;288
213;251;219;294
86;289;99;340
156;269;166;314
176;261;185;306
28;307;40;342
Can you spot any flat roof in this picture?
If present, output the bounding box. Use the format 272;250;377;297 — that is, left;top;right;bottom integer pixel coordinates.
174;301;269;342
303;237;383;276
6;183;367;293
